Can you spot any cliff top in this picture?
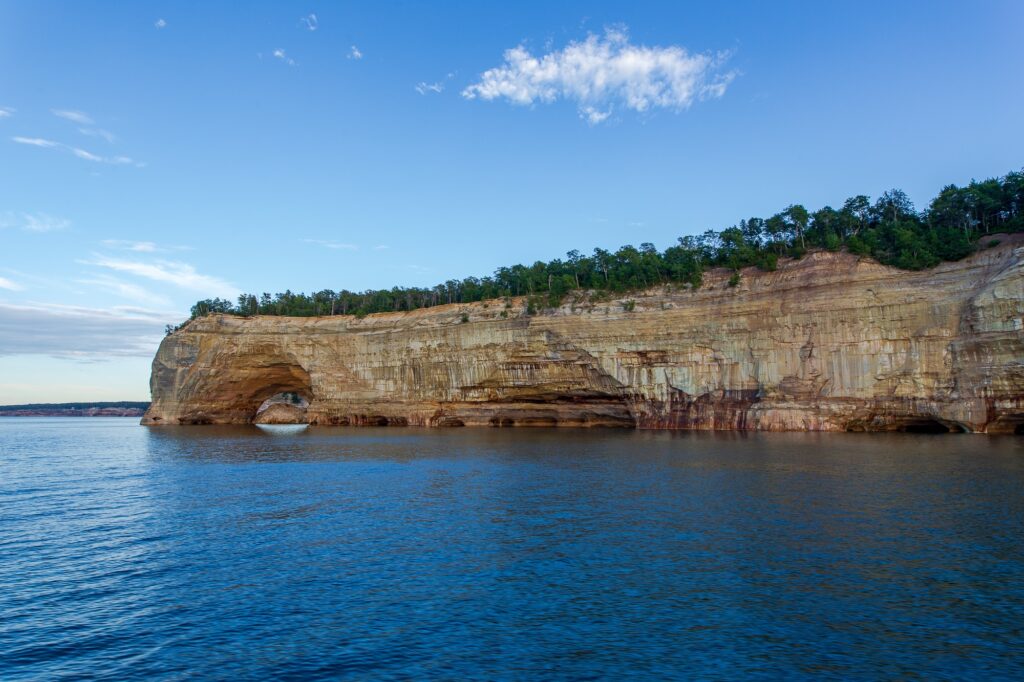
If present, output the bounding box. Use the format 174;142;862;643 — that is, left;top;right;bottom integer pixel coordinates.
177;240;1022;335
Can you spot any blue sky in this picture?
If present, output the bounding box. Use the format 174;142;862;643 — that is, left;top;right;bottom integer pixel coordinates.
1;1;1022;403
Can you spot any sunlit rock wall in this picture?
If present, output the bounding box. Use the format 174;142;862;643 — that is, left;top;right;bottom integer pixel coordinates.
144;241;1024;433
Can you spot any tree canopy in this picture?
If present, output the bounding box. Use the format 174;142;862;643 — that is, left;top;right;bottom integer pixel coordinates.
181;168;1023;327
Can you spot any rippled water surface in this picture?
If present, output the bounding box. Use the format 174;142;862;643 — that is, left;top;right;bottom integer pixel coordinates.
2;419;1023;680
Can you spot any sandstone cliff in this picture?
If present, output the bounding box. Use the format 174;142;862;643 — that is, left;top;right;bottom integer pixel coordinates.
144;241;1024;433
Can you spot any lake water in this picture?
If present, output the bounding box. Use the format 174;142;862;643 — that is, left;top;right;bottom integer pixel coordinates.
1;418;1023;680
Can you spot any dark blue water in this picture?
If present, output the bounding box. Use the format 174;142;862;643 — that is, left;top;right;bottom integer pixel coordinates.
2;419;1023;680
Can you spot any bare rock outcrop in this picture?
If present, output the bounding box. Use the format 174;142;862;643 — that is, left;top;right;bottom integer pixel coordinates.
253;403;308;424
144;243;1024;433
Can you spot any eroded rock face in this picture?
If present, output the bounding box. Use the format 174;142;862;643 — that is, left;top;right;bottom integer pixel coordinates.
253;403;308;424
144;242;1024;433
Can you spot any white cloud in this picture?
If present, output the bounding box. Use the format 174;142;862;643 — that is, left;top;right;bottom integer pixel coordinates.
580;106;610;124
0;268;79;295
415;81;445;95
415;72;454;95
23;213;70;232
155;18;167;29
82;254;239;299
52;109;94;125
101;239;157;252
72;147;103;162
348;45;363;60
0;302;178;358
304;239;358;250
101;239;193;253
273;48;296;66
52;108;118;143
462;27;736;123
373;244;389;250
0;212;71;233
73;147;135;165
12;136;59;148
78;128;116;143
11;136;140;166
0;107;13;118
76;274;171;306
0;277;24;291
301;14;318;31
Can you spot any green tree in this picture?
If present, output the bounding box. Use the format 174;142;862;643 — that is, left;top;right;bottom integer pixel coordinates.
184;167;1024;323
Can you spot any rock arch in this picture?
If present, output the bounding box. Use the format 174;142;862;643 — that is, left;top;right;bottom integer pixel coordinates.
149;356;314;425
229;363;314;424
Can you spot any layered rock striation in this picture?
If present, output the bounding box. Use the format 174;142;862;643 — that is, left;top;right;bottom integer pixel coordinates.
145;241;1024;433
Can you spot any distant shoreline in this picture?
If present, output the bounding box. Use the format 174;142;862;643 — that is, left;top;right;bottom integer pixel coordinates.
0;402;149;417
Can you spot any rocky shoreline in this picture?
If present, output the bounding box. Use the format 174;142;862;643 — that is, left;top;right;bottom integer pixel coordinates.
1;404;148;417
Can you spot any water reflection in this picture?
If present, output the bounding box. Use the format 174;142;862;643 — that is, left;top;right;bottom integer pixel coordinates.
254;423;309;436
3;419;1023;680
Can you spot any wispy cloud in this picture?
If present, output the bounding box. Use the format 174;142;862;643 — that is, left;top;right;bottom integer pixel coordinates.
101;239;156;252
51;108;118;144
11;136;140;166
304;238;358;250
52;109;94;125
155;18;167;29
415;72;454;95
348;45;363;60
462;27;736;124
0;268;69;294
74;148;135;165
0;302;178;358
0;277;24;291
75;274;171;306
100;239;192;253
373;244;389;251
23;213;70;232
301;13;318;31
415;81;444;95
78;127;116;143
82;254;239;299
0;212;71;233
0;107;13;119
12;136;59;148
273;48;296;66
72;148;103;162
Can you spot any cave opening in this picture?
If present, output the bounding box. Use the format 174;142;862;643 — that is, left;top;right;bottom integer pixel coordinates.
224;360;315;425
254;391;310;424
897;419;961;434
984;414;1024;434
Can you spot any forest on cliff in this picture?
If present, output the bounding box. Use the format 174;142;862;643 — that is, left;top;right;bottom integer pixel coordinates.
182;168;1023;325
